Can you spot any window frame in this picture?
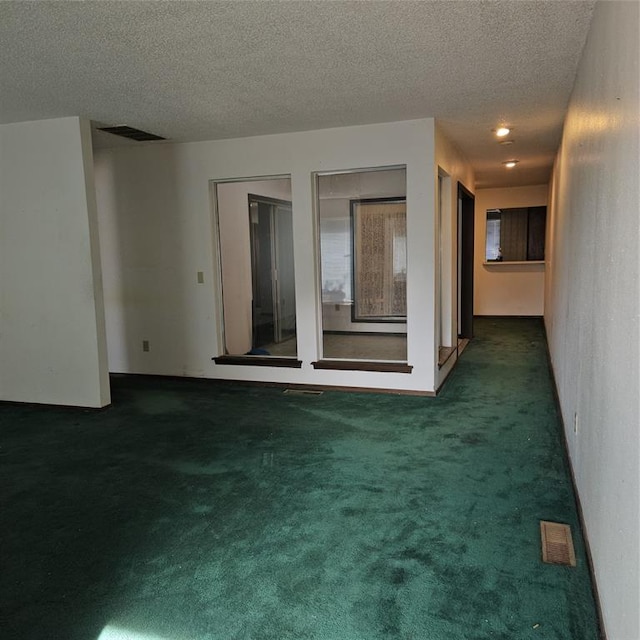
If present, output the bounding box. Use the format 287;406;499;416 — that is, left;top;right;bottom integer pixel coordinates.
350;196;408;323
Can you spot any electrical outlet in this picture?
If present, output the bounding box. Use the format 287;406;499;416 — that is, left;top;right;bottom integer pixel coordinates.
573;412;578;434
142;340;150;352
197;271;204;284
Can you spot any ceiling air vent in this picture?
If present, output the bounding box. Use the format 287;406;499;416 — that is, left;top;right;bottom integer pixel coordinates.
97;125;165;142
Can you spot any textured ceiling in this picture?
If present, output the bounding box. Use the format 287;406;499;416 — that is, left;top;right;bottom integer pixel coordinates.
0;1;595;188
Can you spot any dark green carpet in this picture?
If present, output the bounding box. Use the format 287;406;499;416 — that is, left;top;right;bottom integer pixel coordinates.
0;318;599;640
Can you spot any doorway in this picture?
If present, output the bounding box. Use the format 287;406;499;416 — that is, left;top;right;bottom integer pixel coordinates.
248;195;296;351
457;183;475;341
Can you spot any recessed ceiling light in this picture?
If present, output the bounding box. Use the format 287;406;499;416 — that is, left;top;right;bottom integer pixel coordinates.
499;139;515;145
503;160;519;168
496;127;511;137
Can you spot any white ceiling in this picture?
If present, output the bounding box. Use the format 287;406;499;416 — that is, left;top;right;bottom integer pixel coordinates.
0;0;595;188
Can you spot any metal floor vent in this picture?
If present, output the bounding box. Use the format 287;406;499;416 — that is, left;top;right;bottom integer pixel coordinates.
540;521;576;566
283;389;324;396
97;125;166;141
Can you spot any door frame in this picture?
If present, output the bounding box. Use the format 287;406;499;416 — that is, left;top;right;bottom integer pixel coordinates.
457;182;475;340
247;193;294;348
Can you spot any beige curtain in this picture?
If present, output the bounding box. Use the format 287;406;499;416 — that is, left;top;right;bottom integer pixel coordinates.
354;201;406;319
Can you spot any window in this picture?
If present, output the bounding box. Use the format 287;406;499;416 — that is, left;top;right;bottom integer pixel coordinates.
485;206;547;262
352;198;407;321
316;167;407;363
485;211;502;260
214;177;298;361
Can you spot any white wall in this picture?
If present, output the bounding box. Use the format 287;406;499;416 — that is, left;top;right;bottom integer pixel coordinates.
434;125;475;387
545;2;639;638
474;185;547;316
0;117;110;407
95;119;438;392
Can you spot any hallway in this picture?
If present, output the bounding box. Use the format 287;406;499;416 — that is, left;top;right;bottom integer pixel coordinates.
1;318;599;639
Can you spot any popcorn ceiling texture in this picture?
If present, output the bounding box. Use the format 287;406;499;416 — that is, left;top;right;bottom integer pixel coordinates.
0;1;595;187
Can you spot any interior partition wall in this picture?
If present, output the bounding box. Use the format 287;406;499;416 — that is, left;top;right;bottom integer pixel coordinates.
1;117;110;407
96;119;439;393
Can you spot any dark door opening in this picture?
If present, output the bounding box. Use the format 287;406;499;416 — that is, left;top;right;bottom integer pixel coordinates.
248;195;296;350
457;183;475;340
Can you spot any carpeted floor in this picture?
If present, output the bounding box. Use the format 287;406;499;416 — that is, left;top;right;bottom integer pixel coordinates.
0;318;599;640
